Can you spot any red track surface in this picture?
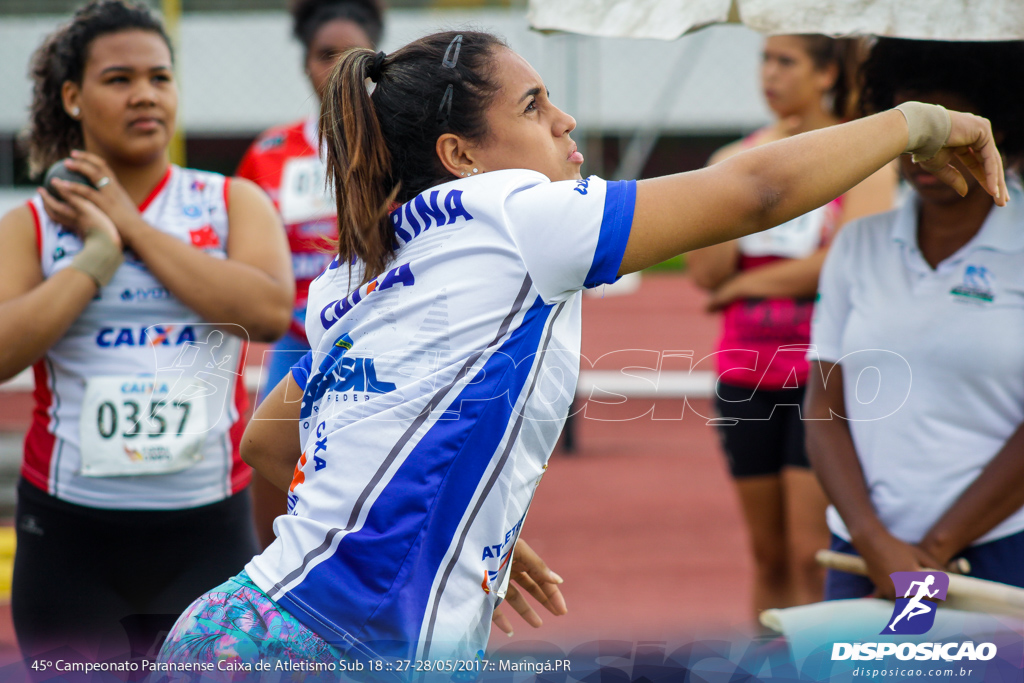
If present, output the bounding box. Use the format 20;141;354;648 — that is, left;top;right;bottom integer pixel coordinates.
0;274;754;666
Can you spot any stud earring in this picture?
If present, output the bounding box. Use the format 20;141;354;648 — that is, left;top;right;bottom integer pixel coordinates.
472;168;478;174
71;106;80;118
460;172;466;176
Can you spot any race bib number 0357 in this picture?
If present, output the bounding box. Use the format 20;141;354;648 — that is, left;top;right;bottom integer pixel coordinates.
79;376;208;477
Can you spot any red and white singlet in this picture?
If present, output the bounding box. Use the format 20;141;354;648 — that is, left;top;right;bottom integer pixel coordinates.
24;166;250;509
236;117;336;341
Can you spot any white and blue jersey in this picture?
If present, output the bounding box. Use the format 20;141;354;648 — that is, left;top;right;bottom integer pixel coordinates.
245;170;635;660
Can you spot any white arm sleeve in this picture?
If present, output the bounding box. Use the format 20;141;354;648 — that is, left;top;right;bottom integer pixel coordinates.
503;175;636;304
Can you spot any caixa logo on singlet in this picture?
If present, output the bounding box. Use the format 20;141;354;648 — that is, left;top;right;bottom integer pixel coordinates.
96;325;197;348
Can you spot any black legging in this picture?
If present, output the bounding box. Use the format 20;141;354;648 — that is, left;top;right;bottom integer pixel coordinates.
12;478;258;663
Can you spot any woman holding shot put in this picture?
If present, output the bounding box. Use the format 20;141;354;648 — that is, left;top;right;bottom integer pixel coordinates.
0;0;293;662
157;29;1007;667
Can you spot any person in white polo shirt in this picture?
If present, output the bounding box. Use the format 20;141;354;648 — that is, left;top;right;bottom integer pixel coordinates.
805;38;1024;599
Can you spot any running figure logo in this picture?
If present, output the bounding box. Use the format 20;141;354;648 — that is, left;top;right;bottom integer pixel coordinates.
882;571;949;635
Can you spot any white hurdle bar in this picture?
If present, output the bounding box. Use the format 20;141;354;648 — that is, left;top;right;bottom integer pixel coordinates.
0;368;717;399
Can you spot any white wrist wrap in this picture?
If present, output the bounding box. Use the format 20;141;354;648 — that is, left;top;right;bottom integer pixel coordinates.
71;229;123;288
896;102;952;162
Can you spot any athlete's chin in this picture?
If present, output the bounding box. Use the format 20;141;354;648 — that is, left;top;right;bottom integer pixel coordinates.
553;166;584;182
112;139;169;166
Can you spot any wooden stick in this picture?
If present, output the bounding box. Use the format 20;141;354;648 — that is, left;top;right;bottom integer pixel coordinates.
816;550;1024;613
817;550;972;576
815;549;970;576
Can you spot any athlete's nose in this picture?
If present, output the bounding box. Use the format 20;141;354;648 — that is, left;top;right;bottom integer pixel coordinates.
552;106;576;137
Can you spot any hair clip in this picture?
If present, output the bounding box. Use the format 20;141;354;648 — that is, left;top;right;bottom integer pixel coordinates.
437;83;454;128
442;34;463;69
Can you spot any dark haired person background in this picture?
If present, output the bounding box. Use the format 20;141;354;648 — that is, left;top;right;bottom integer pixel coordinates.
688;34;895;617
235;0;385;551
806;38;1024;599
157;27;1005;666
0;0;292;661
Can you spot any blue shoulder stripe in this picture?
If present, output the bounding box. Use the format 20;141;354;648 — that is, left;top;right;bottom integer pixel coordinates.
584;179;636;288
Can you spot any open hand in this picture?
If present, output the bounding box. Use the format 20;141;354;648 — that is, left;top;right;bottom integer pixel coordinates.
491;539;567;636
920;110;1007;206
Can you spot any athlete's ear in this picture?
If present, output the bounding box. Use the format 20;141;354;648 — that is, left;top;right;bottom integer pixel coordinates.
815;60;839;95
62;80;82;120
436;133;480;179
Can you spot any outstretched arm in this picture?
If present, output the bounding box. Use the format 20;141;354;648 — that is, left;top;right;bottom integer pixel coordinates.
621;106;1004;274
698;162;897;306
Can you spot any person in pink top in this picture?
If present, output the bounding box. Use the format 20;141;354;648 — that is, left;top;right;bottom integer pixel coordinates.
689;35;896;617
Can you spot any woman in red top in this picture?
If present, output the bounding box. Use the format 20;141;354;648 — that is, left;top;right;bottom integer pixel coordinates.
237;0;381;396
689;35;895;617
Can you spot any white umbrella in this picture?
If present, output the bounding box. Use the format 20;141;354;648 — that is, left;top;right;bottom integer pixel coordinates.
527;0;1024;41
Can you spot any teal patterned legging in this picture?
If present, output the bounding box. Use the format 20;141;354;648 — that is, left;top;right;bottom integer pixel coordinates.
156;571;342;680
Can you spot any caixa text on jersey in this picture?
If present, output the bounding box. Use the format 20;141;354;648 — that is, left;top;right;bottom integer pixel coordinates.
95;325;198;347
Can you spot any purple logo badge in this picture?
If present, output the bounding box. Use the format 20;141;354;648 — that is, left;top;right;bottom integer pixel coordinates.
882;571;949;635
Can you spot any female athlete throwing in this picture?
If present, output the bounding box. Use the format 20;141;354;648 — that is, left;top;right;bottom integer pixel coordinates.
160;30;1006;667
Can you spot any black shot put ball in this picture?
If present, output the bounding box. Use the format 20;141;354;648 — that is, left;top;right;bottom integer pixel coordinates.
43;159;95;201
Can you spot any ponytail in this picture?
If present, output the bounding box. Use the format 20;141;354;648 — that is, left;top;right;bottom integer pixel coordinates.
320;48;397;284
319;31;506;284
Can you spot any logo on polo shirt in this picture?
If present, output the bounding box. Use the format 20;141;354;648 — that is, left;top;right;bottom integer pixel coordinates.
951;264;995;302
884;571;948;635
